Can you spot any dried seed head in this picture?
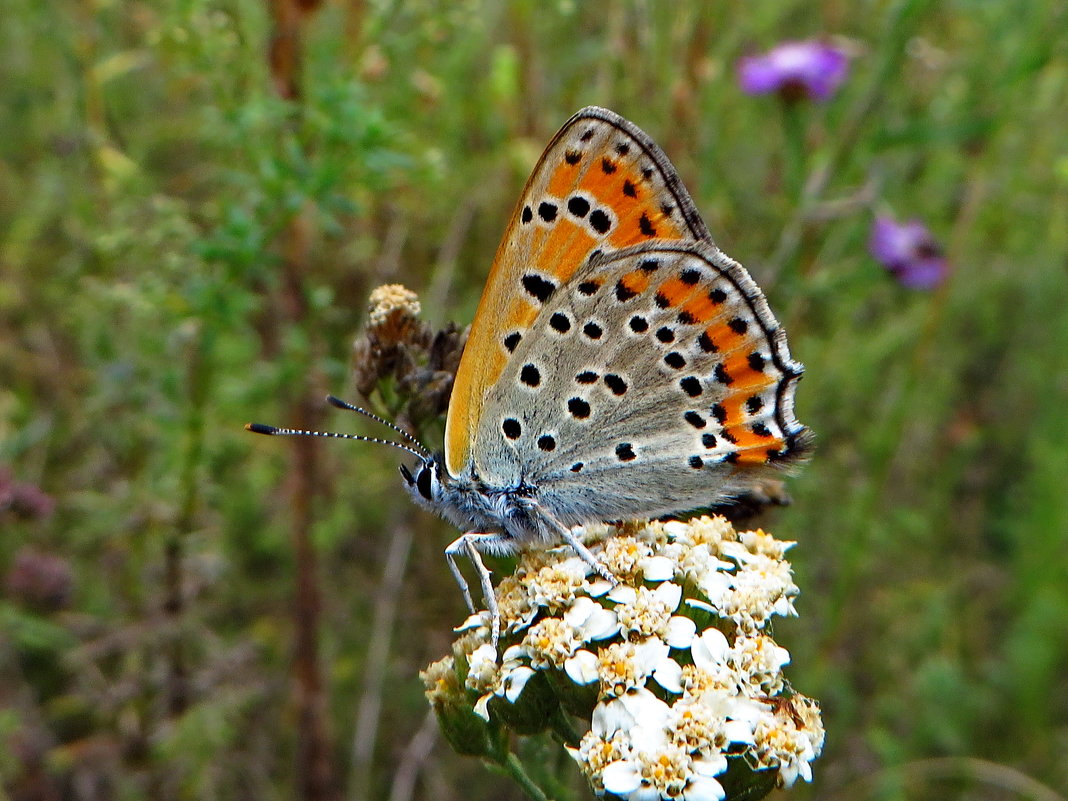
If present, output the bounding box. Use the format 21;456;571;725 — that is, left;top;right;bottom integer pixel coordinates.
367;284;422;340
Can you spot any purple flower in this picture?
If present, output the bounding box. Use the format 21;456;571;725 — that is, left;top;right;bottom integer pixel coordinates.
0;467;55;519
869;216;948;290
738;40;849;102
6;547;74;611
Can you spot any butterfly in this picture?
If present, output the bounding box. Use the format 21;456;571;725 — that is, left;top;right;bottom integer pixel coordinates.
250;107;811;645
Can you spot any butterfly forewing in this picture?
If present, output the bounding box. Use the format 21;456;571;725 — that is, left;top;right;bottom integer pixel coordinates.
472;240;809;522
445;107;712;477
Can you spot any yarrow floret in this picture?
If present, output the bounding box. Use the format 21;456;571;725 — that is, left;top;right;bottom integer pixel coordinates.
422;516;824;800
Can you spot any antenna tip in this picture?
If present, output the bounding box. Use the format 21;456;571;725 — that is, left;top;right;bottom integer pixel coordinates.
326;395;346;409
246;422;279;435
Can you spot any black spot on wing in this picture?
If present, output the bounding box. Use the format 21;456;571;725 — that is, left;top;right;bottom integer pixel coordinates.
603;374;628;395
568;398;591;419
589;209;612;235
520;364;541;386
538;201;558;222
680;377;702;397
567;196;591;218
629;315;649;333
522;274;556;303
578;280;600;296
549;312;571;333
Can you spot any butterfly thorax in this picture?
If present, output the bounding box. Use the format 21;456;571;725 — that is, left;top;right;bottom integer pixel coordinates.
401;456;552;556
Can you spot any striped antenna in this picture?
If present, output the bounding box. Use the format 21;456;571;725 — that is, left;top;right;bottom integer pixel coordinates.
324;395;431;457
244;422;427;461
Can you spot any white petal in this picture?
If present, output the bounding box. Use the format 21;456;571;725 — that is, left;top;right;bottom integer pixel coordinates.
608;585;637;604
455;613;488;632
633;637;670;672
779;763;799;788
652;657;683;693
720;541;761;564
559;555;590;576
773;644;792;667
665;615;697;648
693;752;729;777
469;643;498;668
685;598;716;613
502;644;526;663
730;696;769;724
602;761;642;794
640;555;676;582
774;597;798;617
511;603;540;632
653;580;683;611
584;606;621;641
618;688;671;742
683;775;725;801
691;628;729;670
503;666;535;702
724;718;755;744
663;520;689;538
592;697;635;737
699;572;732;603
564;650;600;685
473;693;492;721
563;596;598;627
586;578;615;597
565;597;620;640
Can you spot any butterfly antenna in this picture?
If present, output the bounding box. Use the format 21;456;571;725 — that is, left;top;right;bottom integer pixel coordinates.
244;422;427;461
325;395;432;457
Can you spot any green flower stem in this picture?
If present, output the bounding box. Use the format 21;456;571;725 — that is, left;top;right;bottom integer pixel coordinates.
775;99;808;286
781;100;806;206
502;751;552;801
548;705;583;748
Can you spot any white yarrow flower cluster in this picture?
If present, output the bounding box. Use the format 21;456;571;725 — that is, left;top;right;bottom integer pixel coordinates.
429;516;824;800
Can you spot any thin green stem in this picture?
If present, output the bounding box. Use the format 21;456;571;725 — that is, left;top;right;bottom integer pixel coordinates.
503;751;552;801
548;706;583;748
781;100;806;207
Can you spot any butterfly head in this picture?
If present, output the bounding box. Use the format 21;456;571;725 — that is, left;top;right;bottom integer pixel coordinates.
400;454;443;508
399;450;546;554
398;453;501;535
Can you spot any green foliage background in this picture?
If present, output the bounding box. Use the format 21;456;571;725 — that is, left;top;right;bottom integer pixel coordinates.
2;1;1067;799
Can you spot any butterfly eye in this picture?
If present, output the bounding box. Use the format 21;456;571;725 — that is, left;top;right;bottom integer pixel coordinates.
416;465;434;501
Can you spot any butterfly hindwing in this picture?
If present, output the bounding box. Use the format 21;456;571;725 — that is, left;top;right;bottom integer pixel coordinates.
472;240;810;524
445;107;711;477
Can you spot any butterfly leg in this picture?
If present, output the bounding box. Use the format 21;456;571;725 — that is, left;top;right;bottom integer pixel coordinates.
444;532;504;648
444;535;478;614
540;513;618;586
